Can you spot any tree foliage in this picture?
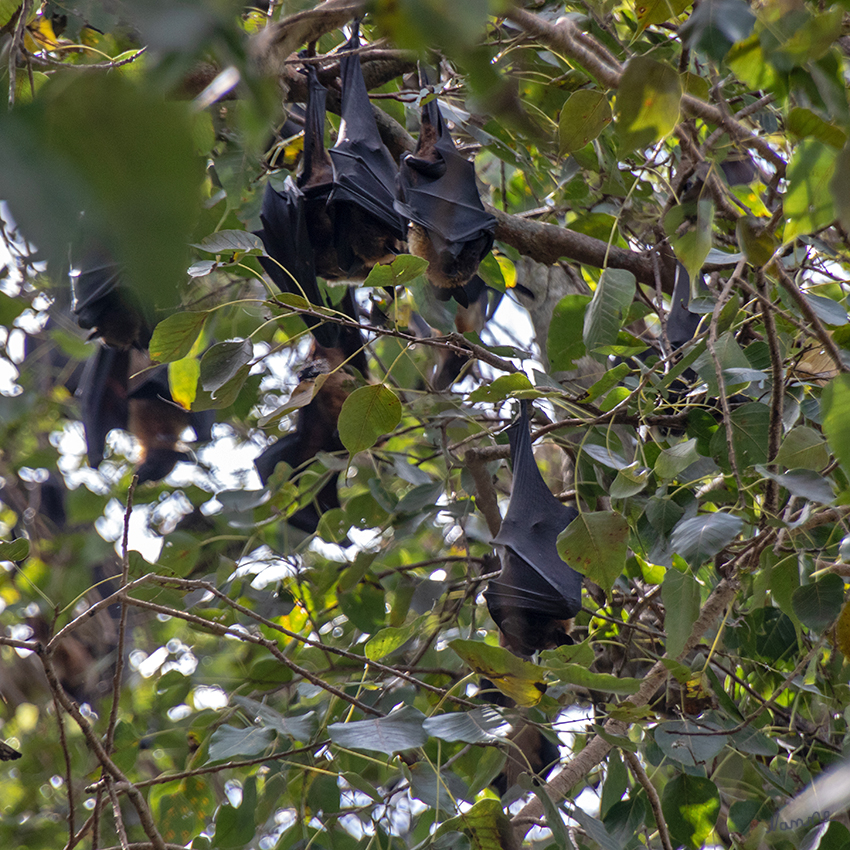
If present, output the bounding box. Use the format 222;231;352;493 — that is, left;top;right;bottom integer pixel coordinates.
2;1;850;848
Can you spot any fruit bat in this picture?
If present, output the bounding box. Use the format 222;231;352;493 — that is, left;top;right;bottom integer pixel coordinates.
395;72;496;307
78;345;213;483
255;290;366;535
255;173;341;351
296;65;342;282
326;23;406;275
484;401;582;656
71;259;153;350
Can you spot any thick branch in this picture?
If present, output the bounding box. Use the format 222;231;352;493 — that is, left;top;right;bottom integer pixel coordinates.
249;0;366;77
490;205;662;286
504;7;785;175
511;577;739;842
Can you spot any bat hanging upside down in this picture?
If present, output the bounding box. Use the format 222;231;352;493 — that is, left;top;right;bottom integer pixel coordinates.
395;70;496;307
484;401;583;656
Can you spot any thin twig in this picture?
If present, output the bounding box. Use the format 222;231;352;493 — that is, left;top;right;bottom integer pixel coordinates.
54;692;76;845
623;750;674;850
706;261;747;492
759;271;784;516
38;652;168;850
776;264;849;373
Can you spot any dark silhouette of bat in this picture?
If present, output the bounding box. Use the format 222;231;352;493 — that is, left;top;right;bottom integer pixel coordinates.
477;675;561;796
254;170;342;351
395;72;496;307
254;289;366;535
296;64;343;282
484;401;582;656
79;346;213;483
71;258;153;349
326;23;406;276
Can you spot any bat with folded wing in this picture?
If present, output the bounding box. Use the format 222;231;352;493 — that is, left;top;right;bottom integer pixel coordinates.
395;72;496;307
484;401;583;656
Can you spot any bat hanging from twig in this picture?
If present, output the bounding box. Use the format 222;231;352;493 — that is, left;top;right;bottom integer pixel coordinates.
395;70;496;307
484;400;583;656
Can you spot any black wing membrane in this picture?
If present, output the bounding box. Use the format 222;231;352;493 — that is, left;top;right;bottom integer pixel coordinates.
484;401;582;656
71;259;153;349
297;65;344;281
255;175;340;351
79;345;130;469
254;290;366;536
395;74;496;305
328;24;405;275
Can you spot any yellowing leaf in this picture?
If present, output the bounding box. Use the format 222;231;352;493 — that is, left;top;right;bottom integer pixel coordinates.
559;90;612;155
450;639;547;707
169;357;200;409
616;56;682;152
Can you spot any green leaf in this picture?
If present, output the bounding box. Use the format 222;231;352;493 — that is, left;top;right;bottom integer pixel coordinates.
757;468;835;504
557;510;629;594
601;749;629;818
736;215;777;267
681;0;755;61
523;775;575;849
654;719;728;766
665;198;715;282
0;290;27;326
208;725;276;763
609;462;651;499
723;401;770;468
636;0;693;34
430;798;514;850
784;140;838;243
670;512;743;565
662;568;701;657
365;622;419;660
655;438;699;480
449;638;547;707
821;374;850;476
616;56;682;151
831;143;850;230
791;574;844;633
787;106;846;148
775;426;829;471
363;253;429;287
200;339;253;394
149;312;209;364
559;90;612;155
548;294;592;371
662;774;720;849
0;538;29;561
159;790;205;846
583;362;630;403
468;372;534;402
212;775;257;850
422;708;508;744
338;384;402;454
2;74;202;311
406;762;469;812
0;0;21;28
337;579;386;634
583;269;636;359
327;705;428;754
692;331;753;396
232;697;317;742
545;662;641;695
645;496;686;535
192;230;265;256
